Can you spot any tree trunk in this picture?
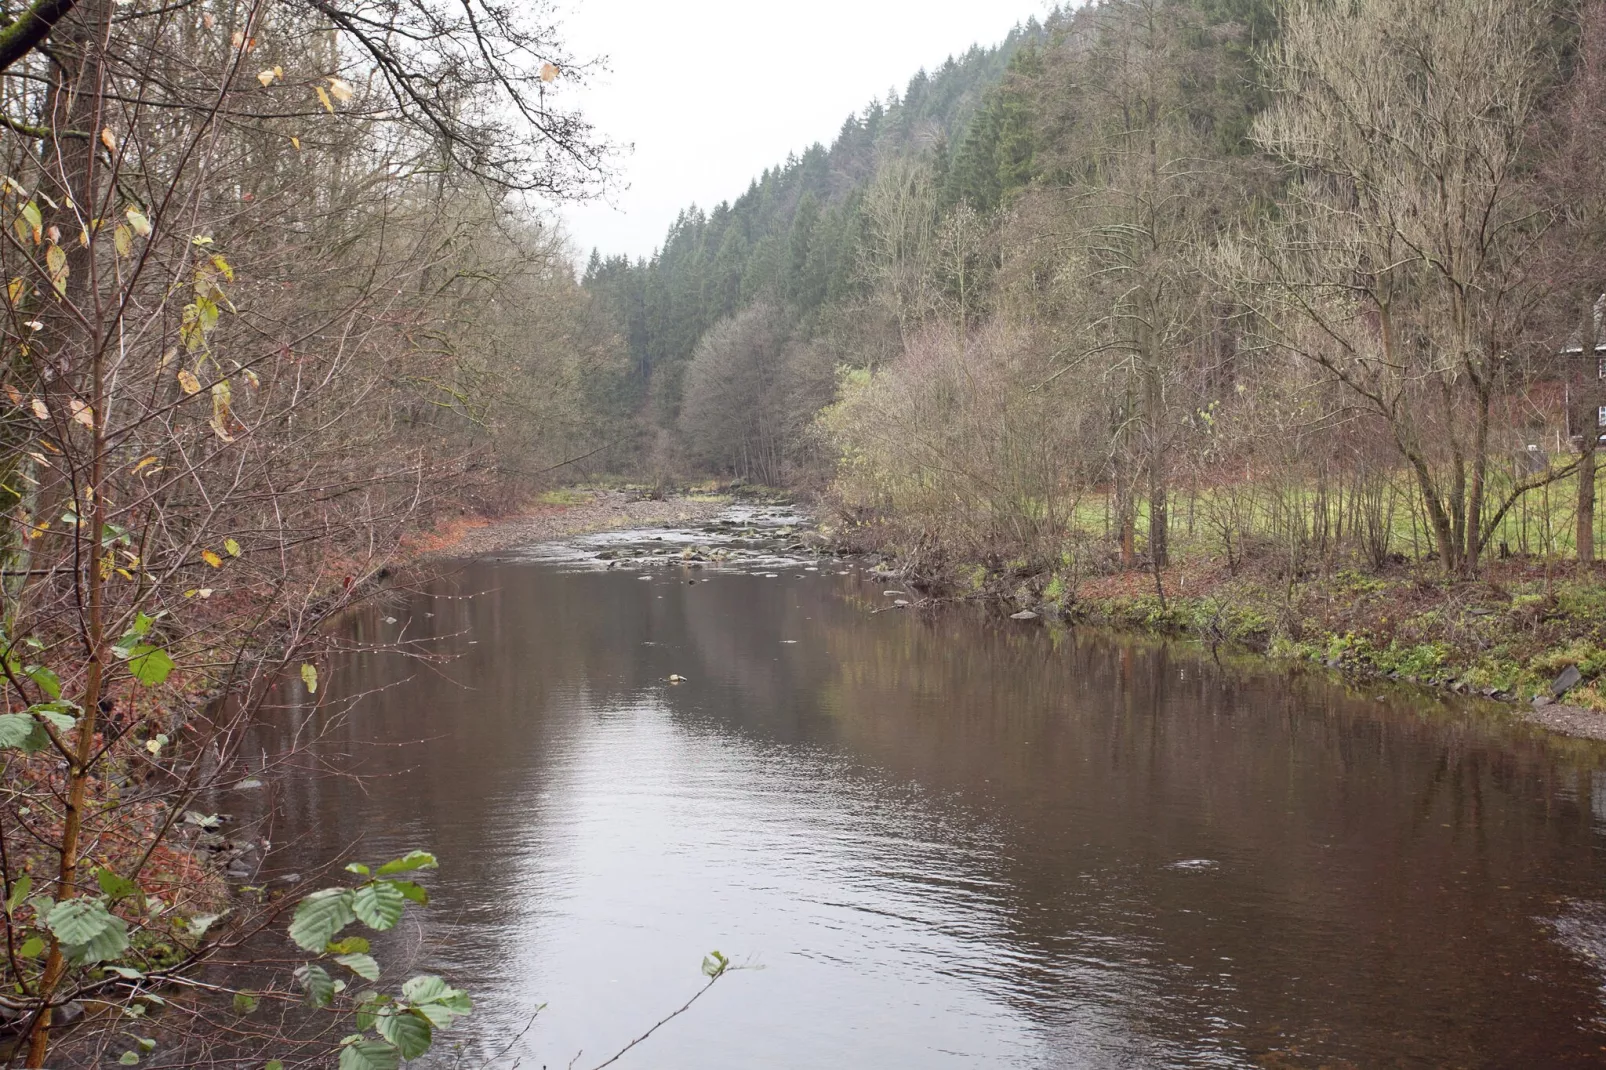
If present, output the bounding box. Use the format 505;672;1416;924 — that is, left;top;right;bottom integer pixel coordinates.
1581;441;1598;564
1145;361;1168;568
25;3;113;1065
1461;381;1492;578
1578;298;1599;565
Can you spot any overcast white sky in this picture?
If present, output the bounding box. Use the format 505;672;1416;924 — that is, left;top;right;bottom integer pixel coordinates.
553;0;1052;262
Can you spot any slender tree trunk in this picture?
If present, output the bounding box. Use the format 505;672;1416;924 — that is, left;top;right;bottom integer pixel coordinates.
1145;361;1167;568
1581;442;1598;564
1462;380;1492;577
26;4;112;1063
1578;300;1599;564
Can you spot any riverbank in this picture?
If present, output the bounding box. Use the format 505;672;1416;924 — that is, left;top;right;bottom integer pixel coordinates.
832;521;1606;742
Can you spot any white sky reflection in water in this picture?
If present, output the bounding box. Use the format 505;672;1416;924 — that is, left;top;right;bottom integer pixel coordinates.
485;697;1075;1068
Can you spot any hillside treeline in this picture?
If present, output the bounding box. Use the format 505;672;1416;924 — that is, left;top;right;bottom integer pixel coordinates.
593;0;1606;584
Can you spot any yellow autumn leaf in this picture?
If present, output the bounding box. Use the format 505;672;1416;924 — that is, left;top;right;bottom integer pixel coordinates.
210;379;234;441
45;244;68;297
242;368;260;390
201;549;223;568
99;554;114;580
230;30;244;48
132;456;159;474
328;76;354;102
125;207;151;237
116;568;134;580
100;127;117;152
177;369;201;394
540;62;559;83
3;384;20;406
113;225;132;257
224;537;241;557
315;85;333;113
30;398;47;420
290;136;301;151
300;663;318;694
257;68;277;87
7;277;25;304
68;398;93;429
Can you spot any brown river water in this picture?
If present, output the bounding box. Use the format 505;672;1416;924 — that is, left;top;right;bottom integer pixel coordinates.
242;506;1606;1068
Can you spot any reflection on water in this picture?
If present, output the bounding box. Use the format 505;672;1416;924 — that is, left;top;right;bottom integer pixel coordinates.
246;547;1606;1068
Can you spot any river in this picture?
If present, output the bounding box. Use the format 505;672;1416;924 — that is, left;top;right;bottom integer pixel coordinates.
245;505;1606;1068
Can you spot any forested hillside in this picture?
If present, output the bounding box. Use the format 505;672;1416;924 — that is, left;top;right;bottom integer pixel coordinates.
590;0;1603;577
581;16;1050;466
585;0;1606;709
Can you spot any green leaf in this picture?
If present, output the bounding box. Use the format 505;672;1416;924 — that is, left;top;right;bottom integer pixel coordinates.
126;645;175;687
5;874;31;914
97;869;139;902
335;952;380;981
300;663;318;694
233;991;259;1014
354;991;387;1031
24;664;60;699
374;851;437;877
401;975;471;1026
351;882;405;931
118;1052;139;1066
702;949;729;979
288;888;355;951
375;1007;432;1060
344;862;370;876
294;964;336;1008
390;881;428;906
105;965;144;979
18;936;44;958
137;1037;156;1052
0;712;48;754
47;898;129;963
337;1040;400;1070
33;703;78;733
265;1062;284;1070
327;936;370;955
